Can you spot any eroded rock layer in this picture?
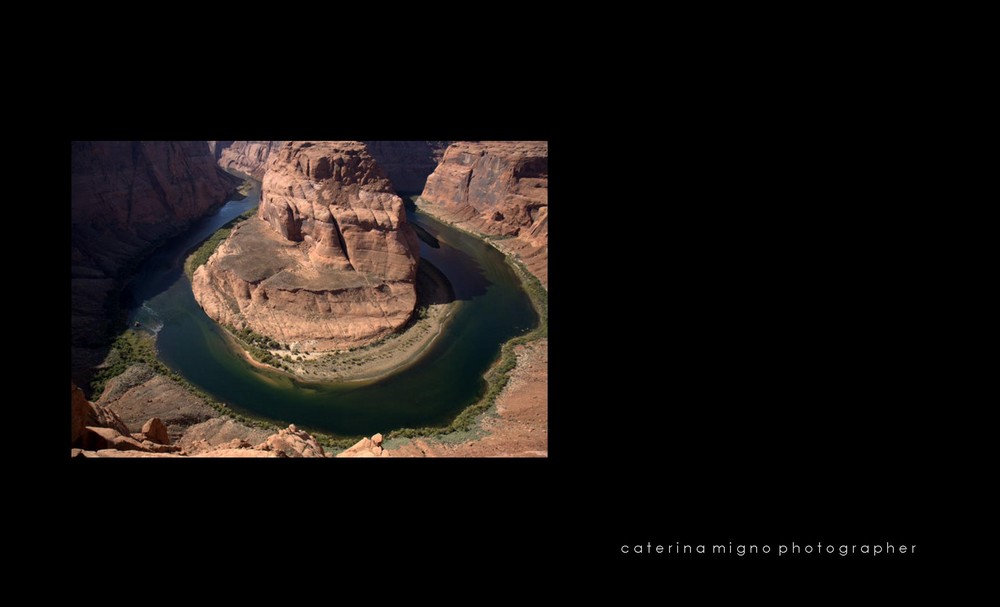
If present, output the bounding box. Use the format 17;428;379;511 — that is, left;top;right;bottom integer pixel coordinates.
193;141;420;351
218;140;284;179
419;141;548;286
71;141;239;384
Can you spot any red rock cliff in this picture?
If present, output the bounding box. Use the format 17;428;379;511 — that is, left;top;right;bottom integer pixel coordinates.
71;141;239;384
218;140;284;179
192;141;420;351
420;141;548;286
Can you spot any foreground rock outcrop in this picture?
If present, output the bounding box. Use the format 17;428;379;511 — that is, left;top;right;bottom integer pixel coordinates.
96;363;219;443
193;141;420;352
71;383;326;458
217;140;284;179
336;433;389;457
419;141;548;286
71;141;239;385
72;383;181;454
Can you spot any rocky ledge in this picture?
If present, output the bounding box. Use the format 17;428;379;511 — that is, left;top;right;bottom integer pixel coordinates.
419;141;548;286
193;141;420;352
71;383;327;458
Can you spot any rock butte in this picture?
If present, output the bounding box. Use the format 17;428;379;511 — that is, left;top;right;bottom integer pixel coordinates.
192;141;420;352
419;141;548;287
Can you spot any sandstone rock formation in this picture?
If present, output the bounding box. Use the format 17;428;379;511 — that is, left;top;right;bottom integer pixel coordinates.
176;417;272;454
72;383;327;458
72;384;179;454
193;141;420;351
419;141;548;286
71;141;240;385
72;383;130;445
336;432;389;457
361;141;450;193
217;141;284;179
257;424;326;458
141;418;169;445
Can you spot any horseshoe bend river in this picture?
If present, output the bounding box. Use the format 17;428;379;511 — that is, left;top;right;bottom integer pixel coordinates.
120;180;539;437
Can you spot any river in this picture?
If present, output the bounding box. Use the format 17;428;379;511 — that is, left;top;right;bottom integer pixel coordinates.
121;179;538;438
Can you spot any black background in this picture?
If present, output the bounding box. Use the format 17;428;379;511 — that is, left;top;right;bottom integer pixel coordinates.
42;33;956;584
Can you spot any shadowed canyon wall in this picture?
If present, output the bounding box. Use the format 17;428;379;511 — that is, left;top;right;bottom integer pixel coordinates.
71;141;239;385
361;141;450;193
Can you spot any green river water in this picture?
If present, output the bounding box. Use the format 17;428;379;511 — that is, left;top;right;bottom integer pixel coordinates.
123;180;538;438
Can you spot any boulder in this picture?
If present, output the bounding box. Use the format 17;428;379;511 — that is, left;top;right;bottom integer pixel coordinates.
72;383;130;447
254;425;326;458
141;418;170;445
336;435;388;458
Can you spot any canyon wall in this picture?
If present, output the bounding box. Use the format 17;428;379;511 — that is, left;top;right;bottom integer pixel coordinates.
361;141;450;193
217;140;283;179
193;141;420;351
71;141;239;384
420;141;548;286
207;140;234;160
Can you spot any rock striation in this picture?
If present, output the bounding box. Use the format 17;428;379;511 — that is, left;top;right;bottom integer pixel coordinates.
193;141;420;351
419;141;548;286
71;141;239;385
217;140;284;179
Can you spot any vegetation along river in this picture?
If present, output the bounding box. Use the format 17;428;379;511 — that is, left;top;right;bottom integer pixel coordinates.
121;178;539;438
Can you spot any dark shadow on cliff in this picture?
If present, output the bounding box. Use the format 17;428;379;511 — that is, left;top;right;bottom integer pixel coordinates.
416;259;455;306
410;216;491;302
412;222;440;248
